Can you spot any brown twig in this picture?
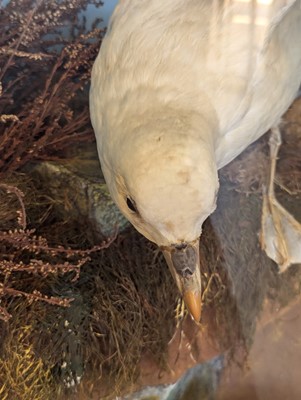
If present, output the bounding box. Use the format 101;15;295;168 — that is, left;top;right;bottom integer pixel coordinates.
0;0;44;82
0;183;26;229
0;284;74;308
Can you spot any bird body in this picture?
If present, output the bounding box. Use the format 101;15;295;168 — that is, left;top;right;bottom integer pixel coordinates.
91;0;301;166
90;0;301;320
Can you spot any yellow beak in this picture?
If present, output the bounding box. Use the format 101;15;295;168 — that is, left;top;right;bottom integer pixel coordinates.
162;238;202;322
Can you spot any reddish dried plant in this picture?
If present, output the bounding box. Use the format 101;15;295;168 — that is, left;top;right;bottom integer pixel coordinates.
0;183;116;321
0;0;104;176
0;1;114;320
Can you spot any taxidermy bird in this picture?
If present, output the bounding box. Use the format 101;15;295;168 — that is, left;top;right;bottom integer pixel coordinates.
90;0;301;321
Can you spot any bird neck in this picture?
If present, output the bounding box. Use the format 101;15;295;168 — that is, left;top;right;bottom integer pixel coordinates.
110;82;219;149
111;105;219;191
122;106;217;152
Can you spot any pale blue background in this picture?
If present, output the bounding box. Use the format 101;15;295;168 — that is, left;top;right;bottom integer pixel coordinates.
99;0;118;25
81;0;118;29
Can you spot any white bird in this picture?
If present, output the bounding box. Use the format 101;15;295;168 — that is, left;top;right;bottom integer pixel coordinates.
90;0;301;321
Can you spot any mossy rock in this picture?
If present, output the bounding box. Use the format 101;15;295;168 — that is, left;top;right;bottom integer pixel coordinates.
31;158;129;238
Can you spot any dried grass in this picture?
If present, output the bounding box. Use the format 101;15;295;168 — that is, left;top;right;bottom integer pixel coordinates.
0;169;176;398
0;319;56;400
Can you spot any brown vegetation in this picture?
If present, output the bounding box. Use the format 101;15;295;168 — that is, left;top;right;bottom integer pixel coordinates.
0;0;109;318
0;181;114;322
0;1;111;397
0;0;104;176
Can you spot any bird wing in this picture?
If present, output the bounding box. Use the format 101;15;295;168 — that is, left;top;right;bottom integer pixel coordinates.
90;0;300;167
215;0;301;168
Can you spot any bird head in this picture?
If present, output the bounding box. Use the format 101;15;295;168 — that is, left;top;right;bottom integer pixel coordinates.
100;112;219;321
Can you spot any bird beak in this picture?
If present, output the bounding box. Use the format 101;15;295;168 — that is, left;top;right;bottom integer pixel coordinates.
161;239;202;322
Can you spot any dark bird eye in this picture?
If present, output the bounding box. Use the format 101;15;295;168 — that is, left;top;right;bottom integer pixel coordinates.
126;197;137;213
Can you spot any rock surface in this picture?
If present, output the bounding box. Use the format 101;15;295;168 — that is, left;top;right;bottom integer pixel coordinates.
124;356;224;400
31;149;129;238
